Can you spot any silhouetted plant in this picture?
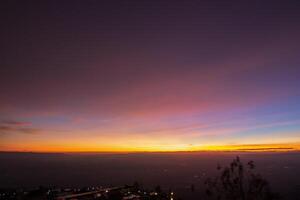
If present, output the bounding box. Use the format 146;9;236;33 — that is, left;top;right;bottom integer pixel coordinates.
107;190;123;200
204;157;280;200
155;185;162;193
133;181;140;192
191;184;195;192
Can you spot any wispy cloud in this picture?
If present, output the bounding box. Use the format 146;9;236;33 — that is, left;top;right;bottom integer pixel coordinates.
0;120;39;135
1;120;31;126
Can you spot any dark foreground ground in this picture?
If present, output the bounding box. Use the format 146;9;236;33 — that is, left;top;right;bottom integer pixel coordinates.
1;152;300;200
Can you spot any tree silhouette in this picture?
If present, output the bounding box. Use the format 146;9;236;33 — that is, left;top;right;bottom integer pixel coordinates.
155;185;162;193
204;157;280;200
191;184;195;192
107;190;122;200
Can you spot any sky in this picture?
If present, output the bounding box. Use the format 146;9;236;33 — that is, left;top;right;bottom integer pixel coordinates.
1;0;300;152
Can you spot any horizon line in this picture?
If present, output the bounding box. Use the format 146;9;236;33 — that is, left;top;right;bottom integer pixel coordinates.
2;143;300;154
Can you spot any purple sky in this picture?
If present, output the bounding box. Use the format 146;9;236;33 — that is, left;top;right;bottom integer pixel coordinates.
1;0;300;152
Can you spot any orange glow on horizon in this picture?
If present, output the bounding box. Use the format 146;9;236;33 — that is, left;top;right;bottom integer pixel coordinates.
2;143;300;153
190;143;300;152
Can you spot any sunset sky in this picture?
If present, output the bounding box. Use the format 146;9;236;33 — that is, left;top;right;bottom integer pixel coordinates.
1;0;300;152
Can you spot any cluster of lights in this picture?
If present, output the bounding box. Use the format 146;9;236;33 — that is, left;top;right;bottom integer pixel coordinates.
170;191;174;200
